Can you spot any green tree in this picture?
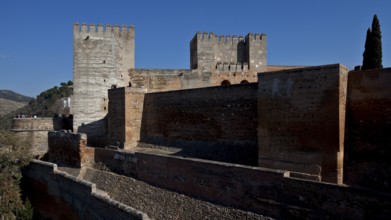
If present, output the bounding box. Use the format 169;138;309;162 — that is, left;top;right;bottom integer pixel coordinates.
362;28;372;70
362;14;383;70
371;14;383;69
0;130;33;219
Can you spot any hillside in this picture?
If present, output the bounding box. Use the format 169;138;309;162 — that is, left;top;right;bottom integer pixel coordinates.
0;81;73;130
0;90;33;103
0;90;32;116
0;98;28;116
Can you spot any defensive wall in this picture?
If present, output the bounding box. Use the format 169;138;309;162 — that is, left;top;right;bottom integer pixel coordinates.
257;64;348;183
140;83;258;165
39;131;391;219
107;64;391;185
22;159;150;219
108;83;258;165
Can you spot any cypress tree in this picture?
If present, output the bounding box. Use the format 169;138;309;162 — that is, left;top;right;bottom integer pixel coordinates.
362;28;372;70
371;14;383;69
362;14;383;70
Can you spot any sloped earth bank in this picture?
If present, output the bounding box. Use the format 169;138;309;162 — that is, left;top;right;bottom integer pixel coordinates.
59;166;273;220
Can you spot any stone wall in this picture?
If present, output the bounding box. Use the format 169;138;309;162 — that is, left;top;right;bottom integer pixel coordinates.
257;64;349;183
73;23;135;146
91;150;391;219
23;160;150;219
47;131;94;167
344;68;391;191
11;117;56;156
140;83;259;165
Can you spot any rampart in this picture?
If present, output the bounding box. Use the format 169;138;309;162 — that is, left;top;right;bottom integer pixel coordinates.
41;137;391;219
108;83;258;165
73;23;135;146
22;159;150;219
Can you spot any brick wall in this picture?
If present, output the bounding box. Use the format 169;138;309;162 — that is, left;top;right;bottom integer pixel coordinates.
140;83;258;165
257;64;349;183
344;68;391;191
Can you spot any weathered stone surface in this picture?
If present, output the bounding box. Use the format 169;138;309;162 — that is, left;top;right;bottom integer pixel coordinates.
11;117;56;156
47;131;94;167
257;64;349;183
72;23;135;146
344;68;391;191
190;32;267;72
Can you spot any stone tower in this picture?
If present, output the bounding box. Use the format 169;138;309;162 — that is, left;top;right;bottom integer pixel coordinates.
72;23;135;146
190;32;266;72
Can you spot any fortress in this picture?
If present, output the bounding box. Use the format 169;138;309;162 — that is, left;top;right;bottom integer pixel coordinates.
19;23;391;219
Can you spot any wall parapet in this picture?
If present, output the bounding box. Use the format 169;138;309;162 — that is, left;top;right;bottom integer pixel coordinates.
96;150;391;219
23;159;150;219
74;23;135;35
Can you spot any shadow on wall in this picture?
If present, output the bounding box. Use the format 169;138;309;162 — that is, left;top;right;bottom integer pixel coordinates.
78;117;108;147
53;114;73;131
138;83;259;166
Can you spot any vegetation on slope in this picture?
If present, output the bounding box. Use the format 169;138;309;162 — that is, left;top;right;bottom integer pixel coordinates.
0;130;33;219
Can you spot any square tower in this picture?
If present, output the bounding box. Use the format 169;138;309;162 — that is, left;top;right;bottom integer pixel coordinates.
190;32;266;72
72;23;135;146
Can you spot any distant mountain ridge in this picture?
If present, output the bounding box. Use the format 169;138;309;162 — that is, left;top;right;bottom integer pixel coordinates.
0;90;33;103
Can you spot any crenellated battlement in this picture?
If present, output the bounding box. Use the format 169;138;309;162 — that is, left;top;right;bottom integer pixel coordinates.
74;23;135;34
194;32;265;44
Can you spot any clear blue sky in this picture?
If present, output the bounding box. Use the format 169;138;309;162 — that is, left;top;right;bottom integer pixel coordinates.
0;0;390;97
